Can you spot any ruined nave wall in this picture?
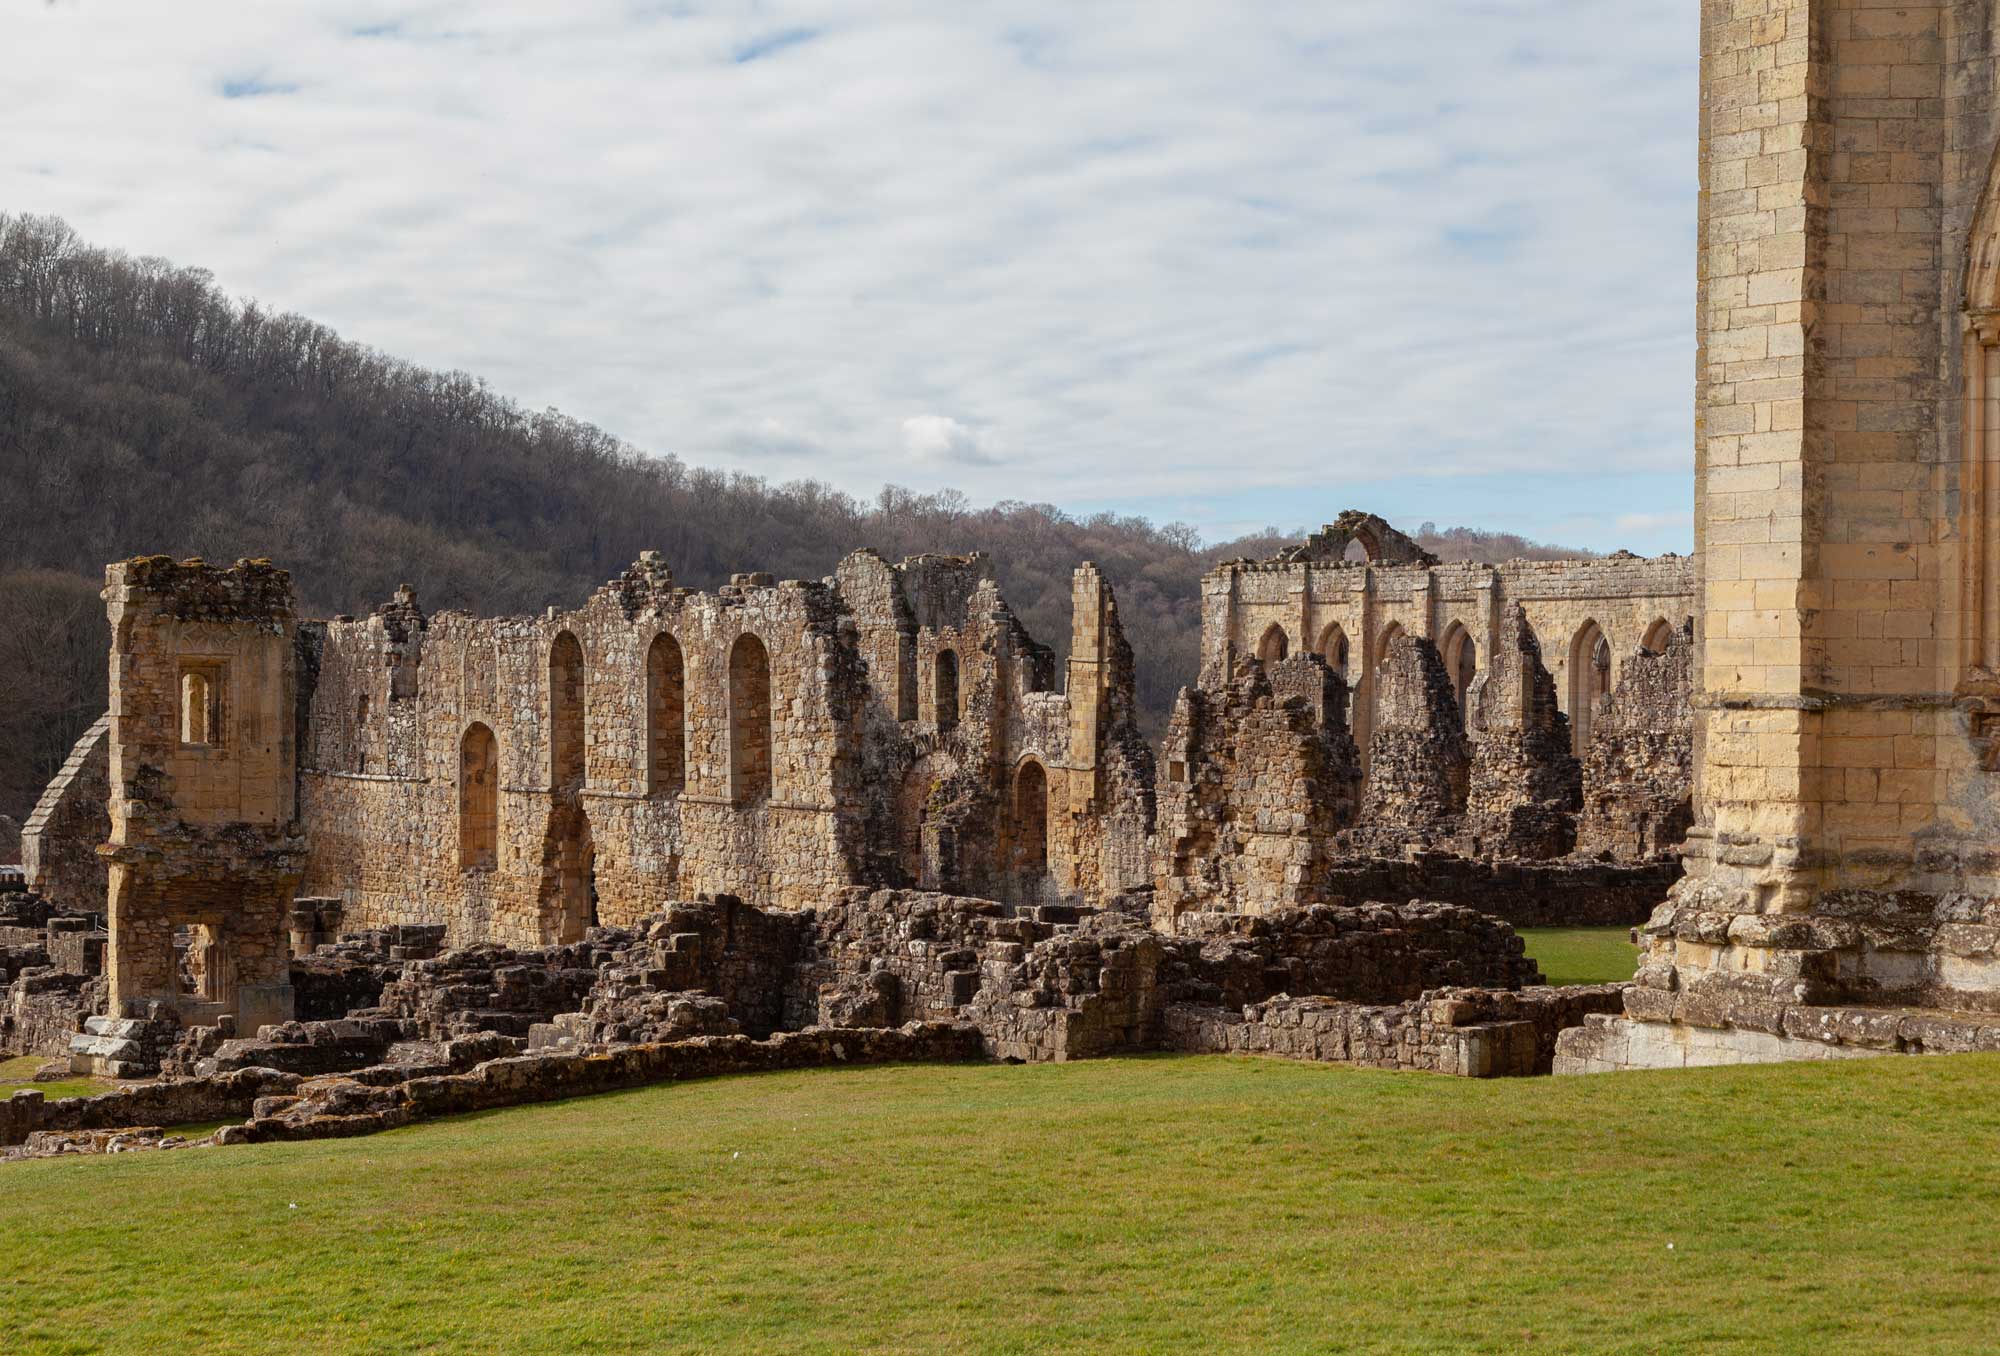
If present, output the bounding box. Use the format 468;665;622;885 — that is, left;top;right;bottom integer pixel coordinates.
300;558;871;944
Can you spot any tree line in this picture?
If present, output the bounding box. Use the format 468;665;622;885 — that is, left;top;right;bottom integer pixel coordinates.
0;212;1592;825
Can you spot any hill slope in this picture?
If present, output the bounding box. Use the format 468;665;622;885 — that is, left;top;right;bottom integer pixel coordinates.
0;212;1593;821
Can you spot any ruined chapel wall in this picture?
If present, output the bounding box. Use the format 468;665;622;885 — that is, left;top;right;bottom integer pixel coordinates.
300;568;871;945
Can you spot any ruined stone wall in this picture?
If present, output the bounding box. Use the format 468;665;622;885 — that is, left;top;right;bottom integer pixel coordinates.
1355;635;1469;845
1165;984;1627;1078
1203;531;1694;762
300;556;871;944
1463;605;1581;859
20;715;109;914
295;551;1152;944
1576;624;1694;861
1153;656;1359;923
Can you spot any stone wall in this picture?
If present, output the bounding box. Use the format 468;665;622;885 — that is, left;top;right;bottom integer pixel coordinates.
1153;655;1360;922
292;552;1151;945
1316;854;1679;928
1355;635;1468;846
1200;527;1695;763
20;715;109;914
1575;624;1693;861
1165;984;1628;1078
1463;605;1580;859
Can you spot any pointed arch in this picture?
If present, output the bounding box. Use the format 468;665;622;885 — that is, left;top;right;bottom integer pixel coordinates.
1317;622;1349;678
1641;617;1676;654
1256;623;1289;665
728;632;773;804
1440;621;1477;729
1569;619;1612;754
1376;621;1406;668
645;632;685;796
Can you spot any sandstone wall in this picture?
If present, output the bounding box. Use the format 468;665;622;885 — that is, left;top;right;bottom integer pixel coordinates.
20;714;109;914
295;553;1153;945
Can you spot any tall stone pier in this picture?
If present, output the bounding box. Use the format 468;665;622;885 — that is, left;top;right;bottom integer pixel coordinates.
1562;0;2000;1070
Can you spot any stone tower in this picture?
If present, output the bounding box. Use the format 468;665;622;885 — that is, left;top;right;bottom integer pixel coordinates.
100;556;305;1032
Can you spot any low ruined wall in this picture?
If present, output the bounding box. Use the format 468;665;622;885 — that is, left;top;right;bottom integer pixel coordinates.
1163;985;1627;1077
2;972;102;1060
1316;855;1679;928
233;1022;983;1144
1171;901;1542;1007
1;1066;303;1146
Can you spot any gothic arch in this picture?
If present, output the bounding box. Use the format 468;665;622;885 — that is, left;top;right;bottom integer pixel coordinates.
1376;621;1406;668
1642;617;1676;654
1317;622;1350;678
1569;620;1612;754
1440;621;1477;728
1256;624;1290;665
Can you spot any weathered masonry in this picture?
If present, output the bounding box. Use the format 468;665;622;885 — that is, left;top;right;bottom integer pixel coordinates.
295;550;1152;948
1559;0;2000;1071
21;510;1699;1040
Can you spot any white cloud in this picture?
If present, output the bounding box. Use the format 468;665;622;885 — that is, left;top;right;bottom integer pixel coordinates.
0;1;1698;549
901;414;999;466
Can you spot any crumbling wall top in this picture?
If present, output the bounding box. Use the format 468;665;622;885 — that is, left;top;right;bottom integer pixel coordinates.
105;556;295;621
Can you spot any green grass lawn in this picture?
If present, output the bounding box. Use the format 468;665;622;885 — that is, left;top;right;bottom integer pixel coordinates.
0;1054;109;1104
1518;926;1641;985
4;1054;1999;1355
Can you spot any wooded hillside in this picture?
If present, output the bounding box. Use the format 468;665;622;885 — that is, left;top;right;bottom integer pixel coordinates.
0;212;1593;823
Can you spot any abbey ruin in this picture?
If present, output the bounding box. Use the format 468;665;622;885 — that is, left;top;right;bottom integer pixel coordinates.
18;0;2000;1158
0;511;1696;1150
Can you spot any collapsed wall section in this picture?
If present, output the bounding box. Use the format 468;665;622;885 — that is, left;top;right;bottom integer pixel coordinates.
20;715;110;915
1153;655;1359;927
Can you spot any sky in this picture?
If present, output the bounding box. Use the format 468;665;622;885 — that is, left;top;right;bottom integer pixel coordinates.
2;1;1698;555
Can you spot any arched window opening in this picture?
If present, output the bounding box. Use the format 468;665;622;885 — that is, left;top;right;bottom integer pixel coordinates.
646;633;686;796
180;670;216;745
1257;624;1289;665
1570;621;1613;754
460;722;499;869
934;648;960;731
1377;622;1405;669
549;631;585;791
729;632;774;805
1342;538;1371;565
1014;759;1049;880
1441;624;1477;728
1318;623;1349;678
1642;617;1676;654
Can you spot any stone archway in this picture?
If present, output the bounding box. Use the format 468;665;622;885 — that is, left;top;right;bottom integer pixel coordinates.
1569;620;1612;754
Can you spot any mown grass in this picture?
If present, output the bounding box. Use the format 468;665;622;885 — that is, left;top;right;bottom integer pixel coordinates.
1518;926;1641;986
0;1054;109;1104
4;1053;1999;1354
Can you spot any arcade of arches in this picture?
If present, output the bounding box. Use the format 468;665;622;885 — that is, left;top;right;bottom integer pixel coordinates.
27;518;1698;1029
